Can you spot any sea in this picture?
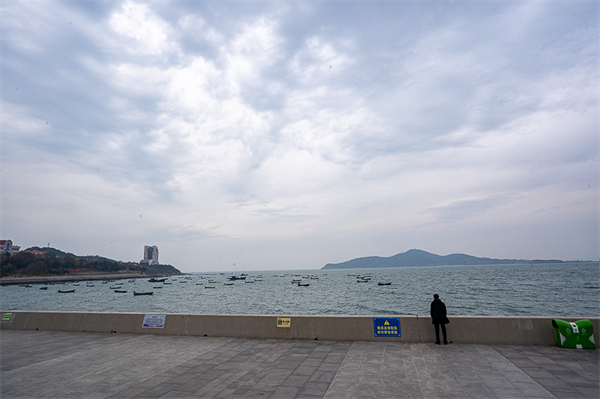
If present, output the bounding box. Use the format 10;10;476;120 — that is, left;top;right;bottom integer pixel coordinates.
1;263;598;317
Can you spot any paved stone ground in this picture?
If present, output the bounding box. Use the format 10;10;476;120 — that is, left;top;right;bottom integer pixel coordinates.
1;330;597;398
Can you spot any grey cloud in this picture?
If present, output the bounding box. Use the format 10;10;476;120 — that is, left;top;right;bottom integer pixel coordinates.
428;194;522;224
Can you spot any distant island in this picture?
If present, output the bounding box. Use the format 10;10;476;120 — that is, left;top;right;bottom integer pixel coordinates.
321;249;586;270
0;246;181;277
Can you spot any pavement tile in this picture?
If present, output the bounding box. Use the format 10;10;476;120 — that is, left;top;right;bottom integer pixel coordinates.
2;330;599;399
512;381;554;398
521;367;556;379
298;381;331;396
573;387;600;398
271;385;301;398
282;373;312;387
294;365;319;376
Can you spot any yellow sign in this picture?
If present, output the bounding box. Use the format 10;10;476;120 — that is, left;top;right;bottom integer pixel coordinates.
277;317;291;328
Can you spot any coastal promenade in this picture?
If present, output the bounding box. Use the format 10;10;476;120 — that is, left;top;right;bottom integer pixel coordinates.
1;329;598;398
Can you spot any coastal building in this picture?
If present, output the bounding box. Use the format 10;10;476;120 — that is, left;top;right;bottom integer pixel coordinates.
140;245;159;265
0;240;21;254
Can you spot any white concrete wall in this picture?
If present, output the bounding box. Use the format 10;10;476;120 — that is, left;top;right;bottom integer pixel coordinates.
1;311;598;346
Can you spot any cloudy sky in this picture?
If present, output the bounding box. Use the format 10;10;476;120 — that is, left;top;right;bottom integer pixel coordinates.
1;1;598;272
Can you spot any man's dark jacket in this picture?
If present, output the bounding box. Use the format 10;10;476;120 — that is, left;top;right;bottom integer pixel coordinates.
430;298;449;325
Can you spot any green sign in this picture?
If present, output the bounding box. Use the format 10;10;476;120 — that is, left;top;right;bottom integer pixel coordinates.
2;313;13;321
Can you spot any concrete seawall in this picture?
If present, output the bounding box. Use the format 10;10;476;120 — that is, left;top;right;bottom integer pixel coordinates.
1;311;597;346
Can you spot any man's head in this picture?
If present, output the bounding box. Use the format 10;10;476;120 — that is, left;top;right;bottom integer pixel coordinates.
433;294;439;299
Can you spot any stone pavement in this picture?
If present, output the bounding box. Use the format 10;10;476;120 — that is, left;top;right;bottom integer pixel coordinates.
1;330;597;398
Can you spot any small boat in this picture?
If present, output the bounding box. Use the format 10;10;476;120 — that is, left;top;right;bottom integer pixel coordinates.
180;280;187;283
205;286;215;289
102;281;108;284
153;286;163;289
86;284;95;287
133;291;153;295
58;289;75;293
357;279;369;283
163;282;172;285
378;282;392;286
128;280;135;283
297;282;310;287
224;282;234;286
73;283;80;286
114;290;127;293
39;287;48;290
110;286;122;289
148;278;166;283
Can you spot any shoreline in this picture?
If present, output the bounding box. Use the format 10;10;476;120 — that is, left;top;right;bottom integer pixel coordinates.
0;273;155;286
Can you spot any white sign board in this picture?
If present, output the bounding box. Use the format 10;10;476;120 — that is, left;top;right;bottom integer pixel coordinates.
142;314;166;328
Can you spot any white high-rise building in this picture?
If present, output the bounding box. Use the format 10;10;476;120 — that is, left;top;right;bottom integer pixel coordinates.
140;245;159;265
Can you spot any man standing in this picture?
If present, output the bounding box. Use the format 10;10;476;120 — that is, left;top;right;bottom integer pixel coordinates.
430;294;450;345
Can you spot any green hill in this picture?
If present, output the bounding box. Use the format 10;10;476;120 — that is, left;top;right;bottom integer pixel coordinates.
1;246;181;277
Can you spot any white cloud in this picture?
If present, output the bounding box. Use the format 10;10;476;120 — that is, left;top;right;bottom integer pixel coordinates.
109;2;173;55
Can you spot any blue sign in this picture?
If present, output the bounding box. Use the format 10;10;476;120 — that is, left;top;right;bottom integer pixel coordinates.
374;317;401;337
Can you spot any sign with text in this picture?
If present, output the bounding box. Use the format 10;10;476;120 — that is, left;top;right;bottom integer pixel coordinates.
373;317;400;337
1;312;13;322
277;317;291;328
142;314;166;328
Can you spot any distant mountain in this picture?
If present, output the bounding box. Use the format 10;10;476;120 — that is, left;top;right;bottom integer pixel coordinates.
322;249;567;269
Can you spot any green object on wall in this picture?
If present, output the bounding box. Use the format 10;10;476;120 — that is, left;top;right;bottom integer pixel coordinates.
552;319;596;349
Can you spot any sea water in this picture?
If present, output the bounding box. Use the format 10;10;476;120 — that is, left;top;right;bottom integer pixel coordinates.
1;263;598;317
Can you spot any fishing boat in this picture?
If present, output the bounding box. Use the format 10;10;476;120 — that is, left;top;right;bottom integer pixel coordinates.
133;291;153;296
58;289;76;293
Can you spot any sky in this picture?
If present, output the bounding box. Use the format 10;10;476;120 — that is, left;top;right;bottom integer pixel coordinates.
1;1;598;272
